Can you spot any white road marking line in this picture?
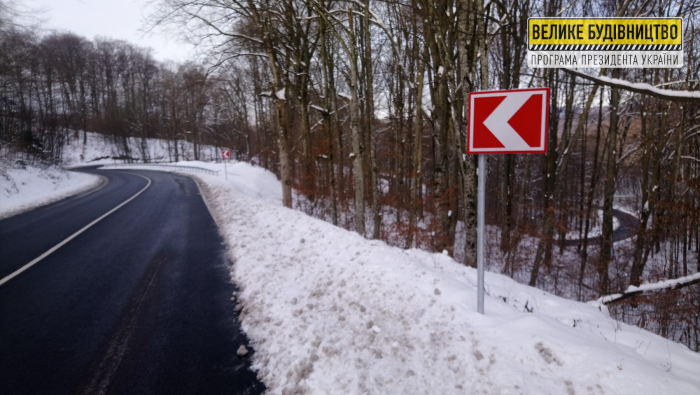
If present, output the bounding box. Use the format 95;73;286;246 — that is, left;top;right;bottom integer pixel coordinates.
0;173;152;287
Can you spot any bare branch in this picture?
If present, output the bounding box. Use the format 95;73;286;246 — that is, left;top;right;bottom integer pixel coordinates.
600;273;700;305
561;68;700;102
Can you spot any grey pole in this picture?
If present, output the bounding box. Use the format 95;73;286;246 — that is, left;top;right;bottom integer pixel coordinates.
477;154;486;314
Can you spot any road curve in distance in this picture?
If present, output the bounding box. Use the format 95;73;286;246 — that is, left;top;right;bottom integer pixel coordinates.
0;168;265;395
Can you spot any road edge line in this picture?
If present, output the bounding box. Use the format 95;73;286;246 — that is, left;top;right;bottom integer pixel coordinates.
0;173;152;287
188;174;224;231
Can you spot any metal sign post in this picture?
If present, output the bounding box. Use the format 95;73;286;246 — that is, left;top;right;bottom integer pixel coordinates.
468;87;550;315
476;154;486;314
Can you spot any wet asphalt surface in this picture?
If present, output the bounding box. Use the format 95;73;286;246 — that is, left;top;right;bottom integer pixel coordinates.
0;167;265;395
562;209;639;247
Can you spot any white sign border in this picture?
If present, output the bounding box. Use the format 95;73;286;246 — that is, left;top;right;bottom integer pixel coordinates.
468;88;549;154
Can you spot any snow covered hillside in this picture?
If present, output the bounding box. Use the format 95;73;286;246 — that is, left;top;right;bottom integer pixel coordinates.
0;159;101;219
184;162;700;395
62;132;223;166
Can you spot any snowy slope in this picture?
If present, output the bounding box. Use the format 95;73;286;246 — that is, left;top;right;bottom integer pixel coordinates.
63;132;223;166
0;162;101;219
185;163;700;395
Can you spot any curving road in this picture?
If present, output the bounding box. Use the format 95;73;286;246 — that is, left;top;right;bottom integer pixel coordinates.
562;209;639;247
0;167;264;395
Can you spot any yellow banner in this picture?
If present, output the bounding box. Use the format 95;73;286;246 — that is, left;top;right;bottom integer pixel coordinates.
528;18;682;46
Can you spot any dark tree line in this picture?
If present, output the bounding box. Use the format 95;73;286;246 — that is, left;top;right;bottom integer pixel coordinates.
0;29;257;164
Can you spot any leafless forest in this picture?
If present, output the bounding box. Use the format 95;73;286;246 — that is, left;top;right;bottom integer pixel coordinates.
1;0;699;349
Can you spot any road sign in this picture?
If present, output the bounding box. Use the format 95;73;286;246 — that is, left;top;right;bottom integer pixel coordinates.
468;87;550;316
221;150;230;179
468;88;549;154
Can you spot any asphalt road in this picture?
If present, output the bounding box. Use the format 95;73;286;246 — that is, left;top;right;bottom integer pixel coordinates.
563;208;639;247
0;167;264;395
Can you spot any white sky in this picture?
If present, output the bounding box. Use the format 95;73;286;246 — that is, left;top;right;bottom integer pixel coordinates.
25;0;196;63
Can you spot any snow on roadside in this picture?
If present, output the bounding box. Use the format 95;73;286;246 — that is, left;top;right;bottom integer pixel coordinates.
187;165;700;395
0;162;101;219
103;160;282;204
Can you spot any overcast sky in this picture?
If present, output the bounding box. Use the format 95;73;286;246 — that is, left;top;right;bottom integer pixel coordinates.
25;0;195;63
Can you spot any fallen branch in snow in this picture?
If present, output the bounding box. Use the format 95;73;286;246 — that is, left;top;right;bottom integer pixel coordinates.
600;273;700;305
309;104;329;114
561;68;700;102
337;92;352;101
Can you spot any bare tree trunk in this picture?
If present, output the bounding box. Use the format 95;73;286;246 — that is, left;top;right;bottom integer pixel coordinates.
529;70;559;287
500;155;513;252
348;7;365;235
630;95;651;286
645;95;669;264
457;0;478;266
430;71;451;253
599;69;622;295
579;87;604;297
424;0;453;255
577;91;589;251
320;19;338;226
325;38;344;216
557;74;576;253
683;212;688;277
406;23;425;249
667;103;687;276
364;0;380;239
246;0;293;207
300;79;312;195
275;95;293;207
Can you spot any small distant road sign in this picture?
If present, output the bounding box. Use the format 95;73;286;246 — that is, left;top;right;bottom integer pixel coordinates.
468;88;550;154
222;150;230;179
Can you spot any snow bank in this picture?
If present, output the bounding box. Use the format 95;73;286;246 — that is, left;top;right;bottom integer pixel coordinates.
190;166;700;395
172;161;282;203
102;160;282;204
0;163;101;219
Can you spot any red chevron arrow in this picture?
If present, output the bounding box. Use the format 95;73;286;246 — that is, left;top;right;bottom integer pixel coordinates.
468;88;549;154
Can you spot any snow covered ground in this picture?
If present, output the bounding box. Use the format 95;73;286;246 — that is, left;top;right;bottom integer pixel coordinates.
5;131;699;394
0;161;101;219
63;132;223;166
178;161;700;395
